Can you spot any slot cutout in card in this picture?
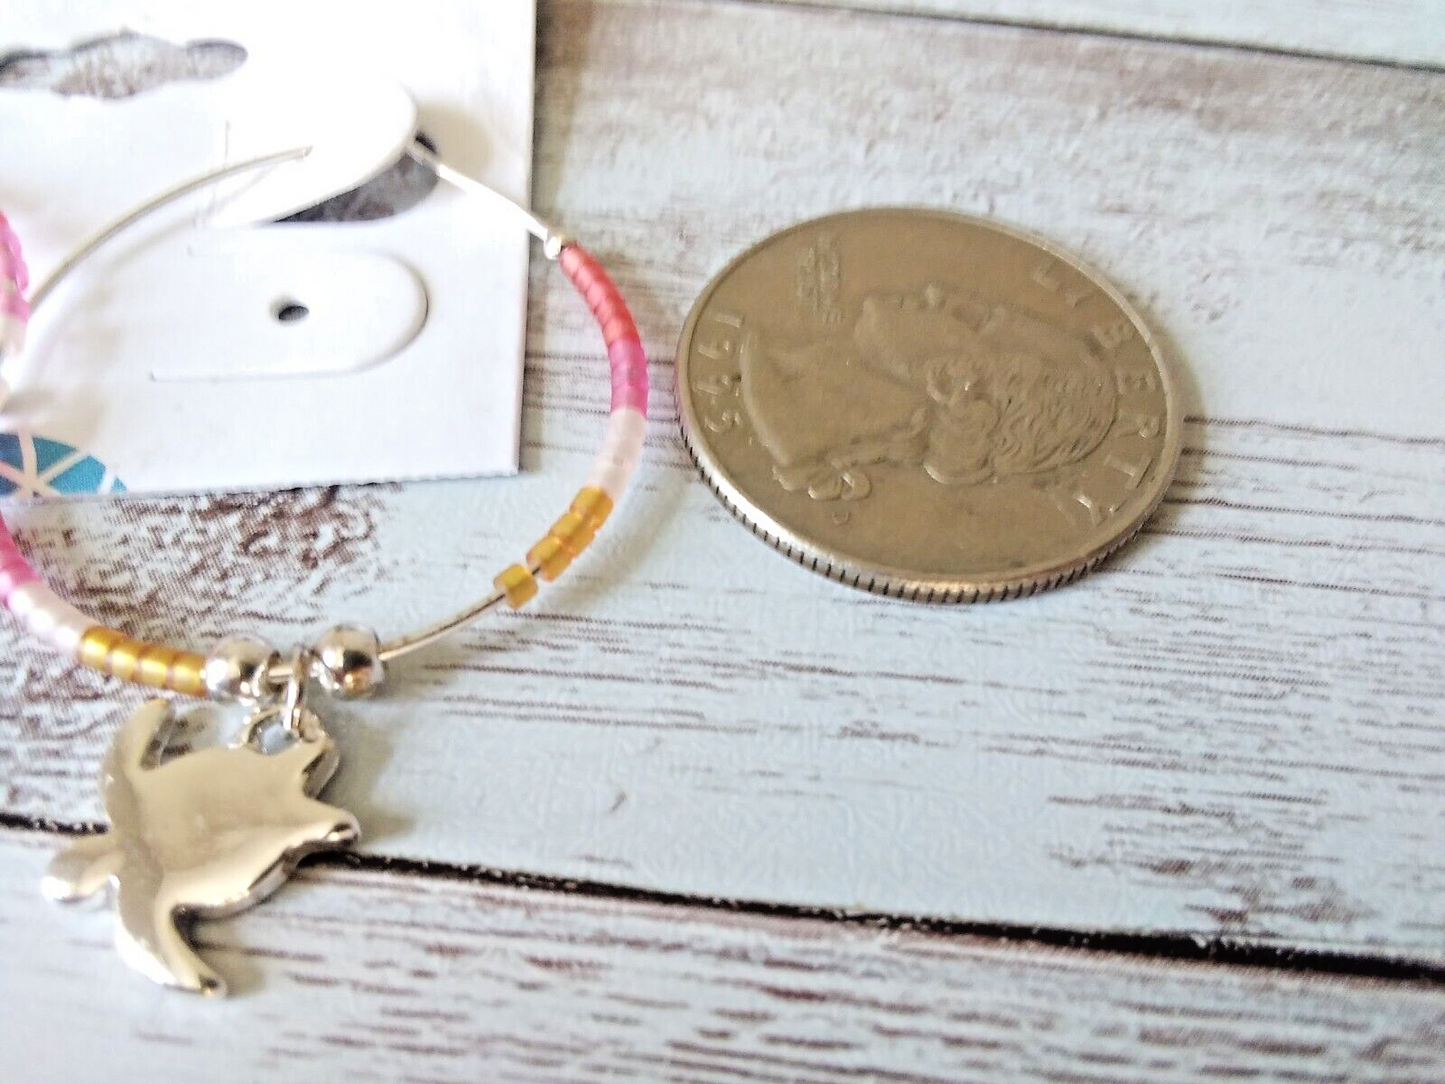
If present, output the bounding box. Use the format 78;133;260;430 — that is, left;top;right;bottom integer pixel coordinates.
135;239;428;381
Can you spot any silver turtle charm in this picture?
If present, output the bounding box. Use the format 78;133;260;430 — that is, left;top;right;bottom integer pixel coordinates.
42;697;360;996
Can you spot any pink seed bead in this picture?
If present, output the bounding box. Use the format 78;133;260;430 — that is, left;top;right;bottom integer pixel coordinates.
559;244;588;278
0;291;29;320
0;530;39;607
0;231;27;292
563;244;641;345
607;337;649;414
562;242;649;413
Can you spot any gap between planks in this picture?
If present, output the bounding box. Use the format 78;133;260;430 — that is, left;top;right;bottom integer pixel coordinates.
687;0;1445;72
4;811;1441;990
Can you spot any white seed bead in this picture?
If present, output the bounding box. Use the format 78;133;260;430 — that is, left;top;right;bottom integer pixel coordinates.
6;582;95;656
585;406;646;499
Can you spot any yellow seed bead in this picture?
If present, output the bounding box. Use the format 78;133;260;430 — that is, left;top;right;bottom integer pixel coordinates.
494;563;538;609
78;626;125;671
570;487;614;533
168;651;208;697
135;644;180;690
549;511;596;555
105;636;146;682
78;628;206;695
527;536;572;582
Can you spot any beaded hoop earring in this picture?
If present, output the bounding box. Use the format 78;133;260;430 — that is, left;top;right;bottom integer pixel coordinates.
0;141;648;996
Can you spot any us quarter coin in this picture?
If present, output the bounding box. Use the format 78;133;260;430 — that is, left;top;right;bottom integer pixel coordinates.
676;208;1182;601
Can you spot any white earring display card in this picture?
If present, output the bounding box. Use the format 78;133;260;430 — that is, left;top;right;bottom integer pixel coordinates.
0;1;536;496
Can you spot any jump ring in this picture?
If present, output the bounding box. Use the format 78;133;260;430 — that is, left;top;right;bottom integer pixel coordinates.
280;646;314;736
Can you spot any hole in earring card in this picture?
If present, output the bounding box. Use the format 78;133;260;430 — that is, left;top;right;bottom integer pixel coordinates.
273;301;310;324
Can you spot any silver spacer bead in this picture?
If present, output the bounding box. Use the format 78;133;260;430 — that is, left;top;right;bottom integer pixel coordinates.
203;635;281;703
312;624;385;699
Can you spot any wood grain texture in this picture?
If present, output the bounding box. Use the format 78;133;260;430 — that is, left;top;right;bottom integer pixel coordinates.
2;0;1443;985
781;0;1445;67
2;829;1442;1084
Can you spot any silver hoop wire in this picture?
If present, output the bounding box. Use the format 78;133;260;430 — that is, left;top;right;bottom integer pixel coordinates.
17;137;568;681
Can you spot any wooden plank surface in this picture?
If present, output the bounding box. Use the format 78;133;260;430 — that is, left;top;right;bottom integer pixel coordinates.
2;0;1443;967
788;0;1445;67
2;828;1442;1084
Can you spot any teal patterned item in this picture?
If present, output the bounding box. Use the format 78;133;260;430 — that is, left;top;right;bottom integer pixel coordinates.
0;432;126;497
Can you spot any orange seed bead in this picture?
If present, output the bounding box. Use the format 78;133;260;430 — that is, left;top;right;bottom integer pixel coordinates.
570;487;614;533
494;563;538;609
527;536;572;582
78;626;125;671
104;636;146;682
167;652;208;697
549;511;596;555
134;644;180;690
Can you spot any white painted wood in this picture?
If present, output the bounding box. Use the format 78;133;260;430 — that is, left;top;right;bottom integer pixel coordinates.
2;0;1443;986
787;0;1445;67
1;829;1440;1083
